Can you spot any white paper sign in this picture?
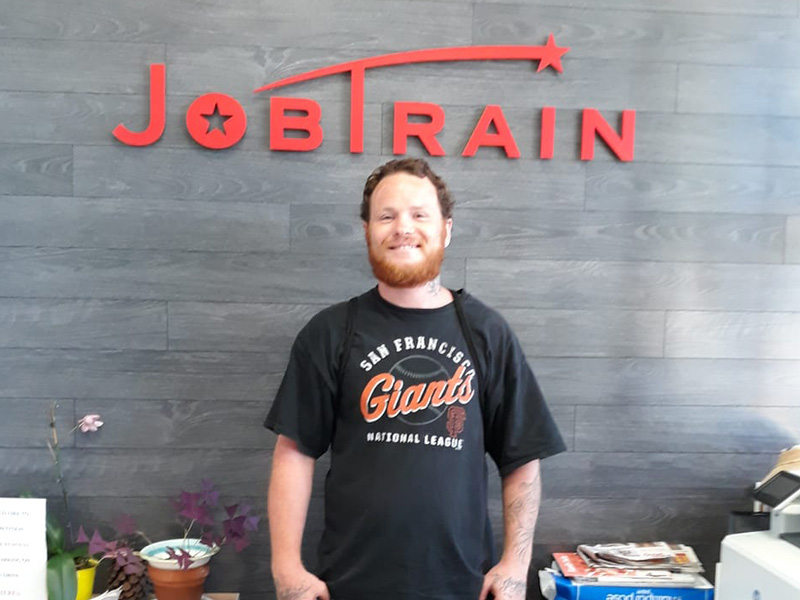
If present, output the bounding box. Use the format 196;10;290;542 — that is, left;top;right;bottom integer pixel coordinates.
0;498;47;600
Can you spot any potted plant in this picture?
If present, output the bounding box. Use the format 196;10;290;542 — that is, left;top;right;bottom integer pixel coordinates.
45;512;94;600
75;515;150;600
138;480;260;600
45;407;106;600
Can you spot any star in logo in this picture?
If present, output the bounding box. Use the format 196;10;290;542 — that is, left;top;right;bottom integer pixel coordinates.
537;33;570;73
202;103;233;134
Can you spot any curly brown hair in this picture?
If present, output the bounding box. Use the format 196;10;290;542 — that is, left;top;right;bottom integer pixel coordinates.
360;158;454;222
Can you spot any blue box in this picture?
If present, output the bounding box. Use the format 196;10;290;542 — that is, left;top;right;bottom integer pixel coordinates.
540;571;714;600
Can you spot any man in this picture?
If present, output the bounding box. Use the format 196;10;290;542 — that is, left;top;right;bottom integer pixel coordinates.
266;158;565;600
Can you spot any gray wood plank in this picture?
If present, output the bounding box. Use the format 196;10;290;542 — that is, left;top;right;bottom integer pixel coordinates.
534;358;800;407
0;449;62;497
585;163;800;215
466;259;800;311
167;44;272;98
541;451;776;498
168;302;321;351
451;210;783;263
74;146;375;201
0;299;166;350
498;308;664;358
362;59;676;112
679;64;800;118
0;448;271;497
536;497;737;544
74;400;271;449
0;247;464;303
0;349;284;400
0;144;72;196
0;196;290;252
665;311;800;359
169;44;362;103
2;0;472;48
548;405;575;451
0;92;149;146
0;0;65;39
473;5;800;68
614;112;800;167
575;406;800;453
0;41;165;93
787;216;800;262
467;0;798;16
416;159;585;211
0;399;74;448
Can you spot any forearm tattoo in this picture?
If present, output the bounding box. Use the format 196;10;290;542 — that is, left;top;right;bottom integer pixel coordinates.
506;471;542;563
501;576;527;598
492;572;527;599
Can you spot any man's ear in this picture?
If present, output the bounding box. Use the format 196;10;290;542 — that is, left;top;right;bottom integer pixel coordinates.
363;221;369;244
444;219;453;248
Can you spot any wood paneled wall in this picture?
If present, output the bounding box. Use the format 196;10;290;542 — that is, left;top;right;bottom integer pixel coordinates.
2;0;799;597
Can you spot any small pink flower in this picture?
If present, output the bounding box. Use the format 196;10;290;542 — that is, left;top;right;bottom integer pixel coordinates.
78;414;104;432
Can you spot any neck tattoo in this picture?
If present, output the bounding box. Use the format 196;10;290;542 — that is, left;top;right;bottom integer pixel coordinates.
426;278;442;296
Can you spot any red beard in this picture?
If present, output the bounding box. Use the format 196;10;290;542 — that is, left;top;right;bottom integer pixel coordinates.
367;236;446;288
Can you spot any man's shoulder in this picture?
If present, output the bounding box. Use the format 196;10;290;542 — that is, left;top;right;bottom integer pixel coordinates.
296;288;373;341
456;289;512;335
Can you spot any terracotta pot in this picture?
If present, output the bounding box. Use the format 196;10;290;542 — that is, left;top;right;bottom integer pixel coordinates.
147;563;210;600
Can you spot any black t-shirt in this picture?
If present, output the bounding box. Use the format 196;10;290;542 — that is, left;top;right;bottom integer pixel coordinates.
265;288;565;600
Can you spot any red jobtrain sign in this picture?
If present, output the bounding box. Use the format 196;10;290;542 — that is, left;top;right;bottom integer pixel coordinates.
113;35;635;161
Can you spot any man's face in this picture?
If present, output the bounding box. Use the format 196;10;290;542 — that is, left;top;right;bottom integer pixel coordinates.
364;172;453;288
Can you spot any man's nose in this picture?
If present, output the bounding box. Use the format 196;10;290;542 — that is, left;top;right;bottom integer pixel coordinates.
395;213;414;234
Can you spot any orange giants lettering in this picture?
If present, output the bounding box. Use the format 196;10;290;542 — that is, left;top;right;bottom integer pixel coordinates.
360;365;475;423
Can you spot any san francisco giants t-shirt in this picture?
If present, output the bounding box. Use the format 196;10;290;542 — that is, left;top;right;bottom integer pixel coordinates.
265;287;565;600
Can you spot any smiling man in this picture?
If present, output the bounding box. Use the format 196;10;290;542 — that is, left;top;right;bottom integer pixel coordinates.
265;158;565;600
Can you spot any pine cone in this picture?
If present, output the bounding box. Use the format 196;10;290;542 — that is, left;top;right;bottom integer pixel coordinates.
107;562;152;600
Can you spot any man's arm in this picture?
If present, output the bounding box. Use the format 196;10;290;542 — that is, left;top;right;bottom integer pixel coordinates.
479;459;542;600
268;434;330;600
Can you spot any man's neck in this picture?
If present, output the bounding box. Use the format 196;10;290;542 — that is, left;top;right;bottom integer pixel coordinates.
376;278;453;309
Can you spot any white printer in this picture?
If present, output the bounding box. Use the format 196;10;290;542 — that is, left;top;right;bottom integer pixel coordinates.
715;469;800;600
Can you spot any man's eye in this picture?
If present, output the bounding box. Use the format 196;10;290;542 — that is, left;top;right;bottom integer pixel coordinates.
379;215;392;221
415;213;428;219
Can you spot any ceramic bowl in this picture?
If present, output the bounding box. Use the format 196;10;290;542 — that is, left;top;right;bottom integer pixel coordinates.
139;538;219;570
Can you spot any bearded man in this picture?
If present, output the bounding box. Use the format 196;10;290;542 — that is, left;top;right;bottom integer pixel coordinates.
265;158;565;600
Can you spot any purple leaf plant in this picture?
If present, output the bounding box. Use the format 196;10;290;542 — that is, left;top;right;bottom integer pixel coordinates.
76;518;147;576
63;411;261;572
168;480;261;568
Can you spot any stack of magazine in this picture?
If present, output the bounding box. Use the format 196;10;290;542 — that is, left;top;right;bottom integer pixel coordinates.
539;542;714;600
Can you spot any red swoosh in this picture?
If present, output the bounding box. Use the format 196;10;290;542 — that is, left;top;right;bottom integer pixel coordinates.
254;37;569;94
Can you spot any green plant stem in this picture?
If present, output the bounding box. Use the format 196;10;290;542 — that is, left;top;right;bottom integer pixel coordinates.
48;402;74;545
136;530;153;545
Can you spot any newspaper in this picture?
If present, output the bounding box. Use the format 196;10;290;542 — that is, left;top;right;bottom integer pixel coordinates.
552;552;704;586
576;542;704;573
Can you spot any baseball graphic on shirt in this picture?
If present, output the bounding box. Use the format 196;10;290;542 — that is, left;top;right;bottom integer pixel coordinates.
389;354;450;425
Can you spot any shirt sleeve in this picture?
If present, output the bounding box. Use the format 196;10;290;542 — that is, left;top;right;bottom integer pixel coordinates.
264;311;343;459
481;318;566;477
